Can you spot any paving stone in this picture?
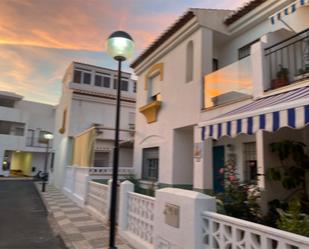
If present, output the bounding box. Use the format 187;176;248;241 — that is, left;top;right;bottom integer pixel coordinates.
36;183;133;249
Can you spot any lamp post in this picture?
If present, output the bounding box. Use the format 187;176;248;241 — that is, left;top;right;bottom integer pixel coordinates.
42;133;54;192
106;31;134;249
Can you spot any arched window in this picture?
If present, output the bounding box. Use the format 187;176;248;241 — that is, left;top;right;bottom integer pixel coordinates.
186;41;194;82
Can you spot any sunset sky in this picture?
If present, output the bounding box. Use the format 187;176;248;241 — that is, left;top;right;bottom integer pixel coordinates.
0;0;248;105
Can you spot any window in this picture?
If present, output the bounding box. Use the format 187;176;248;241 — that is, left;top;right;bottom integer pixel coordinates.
103;77;111;88
142;147;159;181
83;72;91;84
212;58;219;72
95;73;111;88
133;81;137;93
121;80;128;91
38;130;50;144
73;69;92;85
238;39;260;60
148;72;161;102
93;152;110;167
73;70;82;83
0;98;15;108
113;78;129;91
95;75;102;86
0;121;25;136
26;129;35;146
243;142;257;182
186;41;194;82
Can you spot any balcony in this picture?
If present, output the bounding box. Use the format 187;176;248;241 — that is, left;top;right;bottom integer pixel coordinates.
265;28;309;90
25;136;50;148
204;56;253;108
0;106;23;123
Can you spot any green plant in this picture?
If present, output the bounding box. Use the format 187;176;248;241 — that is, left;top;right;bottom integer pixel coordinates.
263;199;289;228
297;66;309;75
276;65;289;79
124;174;155;197
267;140;309;196
216;160;262;222
277;199;309;237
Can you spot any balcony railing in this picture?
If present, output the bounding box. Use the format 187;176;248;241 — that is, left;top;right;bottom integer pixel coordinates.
265;28;309;90
204;56;253;108
26;136;51;148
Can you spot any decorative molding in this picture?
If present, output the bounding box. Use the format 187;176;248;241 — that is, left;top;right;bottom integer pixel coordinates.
144;63;164;90
139;101;161;123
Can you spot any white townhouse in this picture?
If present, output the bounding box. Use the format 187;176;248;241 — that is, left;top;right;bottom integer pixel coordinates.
52;62;136;197
0;91;55;177
131;0;309;208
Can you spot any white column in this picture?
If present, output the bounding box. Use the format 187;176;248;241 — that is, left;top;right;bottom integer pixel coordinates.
251;40;269;98
118;180;134;232
256;130;265;190
193;126;213;191
154;188;216;249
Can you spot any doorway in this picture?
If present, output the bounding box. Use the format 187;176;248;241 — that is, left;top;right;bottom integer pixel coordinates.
213;146;225;193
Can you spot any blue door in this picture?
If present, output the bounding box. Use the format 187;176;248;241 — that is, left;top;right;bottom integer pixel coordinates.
213;146;225;193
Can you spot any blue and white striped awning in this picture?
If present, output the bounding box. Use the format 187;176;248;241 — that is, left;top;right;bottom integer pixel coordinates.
270;0;309;25
200;86;309;140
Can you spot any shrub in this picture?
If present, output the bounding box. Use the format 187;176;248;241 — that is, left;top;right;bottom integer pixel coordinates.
277;199;309;237
216;160;262;223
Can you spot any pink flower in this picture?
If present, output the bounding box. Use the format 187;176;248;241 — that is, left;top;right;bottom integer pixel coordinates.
228;175;237;182
219;168;225;174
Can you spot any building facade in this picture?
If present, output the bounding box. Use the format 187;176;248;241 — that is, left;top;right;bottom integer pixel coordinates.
131;0;309;208
52;62;136;188
0;91;55;177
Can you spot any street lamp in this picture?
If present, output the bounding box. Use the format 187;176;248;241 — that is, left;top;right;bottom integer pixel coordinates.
42;132;54;192
107;31;134;249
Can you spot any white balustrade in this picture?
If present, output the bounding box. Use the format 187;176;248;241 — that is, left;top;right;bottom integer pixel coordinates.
89;167;134;176
202;211;309;249
85;181;110;221
127;192;155;245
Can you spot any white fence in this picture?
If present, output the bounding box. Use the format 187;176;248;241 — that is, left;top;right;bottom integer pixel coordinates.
85;181;110;222
118;181;155;249
63;166;89;206
202;211;309;249
62;166;133;206
127;192;155;245
62;175;309;249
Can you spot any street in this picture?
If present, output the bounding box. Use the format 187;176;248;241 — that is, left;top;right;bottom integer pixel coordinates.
0;180;67;249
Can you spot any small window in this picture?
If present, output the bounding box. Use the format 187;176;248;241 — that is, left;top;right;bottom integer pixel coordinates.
243;142;257;182
148;73;161;102
113;79;128;91
73;70;82;83
133;82;137;93
142;147;159;181
238;39;259;60
103;77;111;88
212;58;219;72
121;80;128;91
95;75;102;86
186;41;194;82
83;72;91;84
93;152;110;167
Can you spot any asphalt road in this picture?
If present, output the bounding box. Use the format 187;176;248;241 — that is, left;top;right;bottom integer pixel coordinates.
0;180;67;249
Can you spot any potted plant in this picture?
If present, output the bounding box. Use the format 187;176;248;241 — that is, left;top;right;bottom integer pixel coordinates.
272;65;289;89
294;66;309;81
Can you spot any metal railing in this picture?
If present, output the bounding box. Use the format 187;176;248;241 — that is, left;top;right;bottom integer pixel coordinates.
265;28;309;90
25;136;51;148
